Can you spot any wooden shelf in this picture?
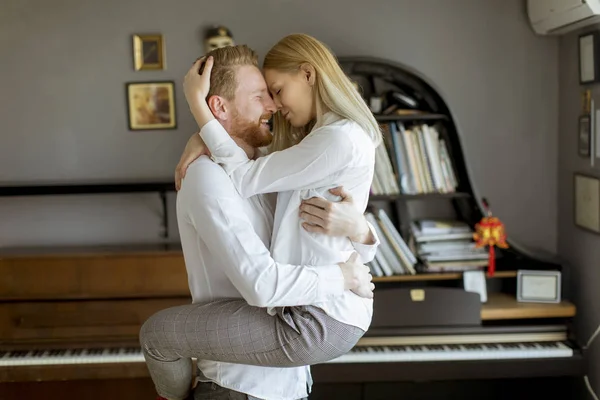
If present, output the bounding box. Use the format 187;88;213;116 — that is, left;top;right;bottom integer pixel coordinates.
375;113;448;122
373;270;517;282
369;192;470;202
481;292;576;320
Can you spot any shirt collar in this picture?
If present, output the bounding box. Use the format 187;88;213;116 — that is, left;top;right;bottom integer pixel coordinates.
321;111;341;126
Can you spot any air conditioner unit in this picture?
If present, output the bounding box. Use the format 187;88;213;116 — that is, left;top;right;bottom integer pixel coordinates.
528;0;600;35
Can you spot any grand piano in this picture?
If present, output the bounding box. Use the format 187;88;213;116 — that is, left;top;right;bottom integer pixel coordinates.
0;57;587;399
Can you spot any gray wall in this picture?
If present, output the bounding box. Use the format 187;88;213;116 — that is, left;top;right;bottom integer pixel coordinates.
558;30;600;398
0;0;559;249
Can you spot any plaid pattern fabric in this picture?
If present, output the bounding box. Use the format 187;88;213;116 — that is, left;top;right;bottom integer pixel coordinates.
140;299;364;400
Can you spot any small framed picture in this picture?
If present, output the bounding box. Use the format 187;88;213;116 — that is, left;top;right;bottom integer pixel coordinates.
133;34;165;71
574;173;600;233
126;81;176;130
579;115;591;157
517;270;561;304
579;31;600;84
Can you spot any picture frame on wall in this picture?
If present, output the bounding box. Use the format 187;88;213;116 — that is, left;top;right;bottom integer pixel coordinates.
126;81;176;130
573;173;600;234
133;34;165;71
579;115;591;157
579;31;600;84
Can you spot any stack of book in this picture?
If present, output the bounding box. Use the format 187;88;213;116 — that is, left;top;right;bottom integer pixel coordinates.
371;130;400;196
410;219;489;272
374;121;458;195
365;209;417;276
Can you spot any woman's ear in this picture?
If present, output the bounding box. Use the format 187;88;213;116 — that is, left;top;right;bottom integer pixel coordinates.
207;95;228;120
300;63;316;86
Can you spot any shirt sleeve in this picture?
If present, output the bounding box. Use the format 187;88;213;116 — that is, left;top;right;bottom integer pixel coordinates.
350;220;380;263
188;189;345;308
199;119;357;198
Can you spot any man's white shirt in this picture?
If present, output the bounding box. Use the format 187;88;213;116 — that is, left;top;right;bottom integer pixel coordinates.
177;155;377;400
200;112;377;331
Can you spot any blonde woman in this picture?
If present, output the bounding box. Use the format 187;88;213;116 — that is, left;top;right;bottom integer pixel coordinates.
142;36;380;400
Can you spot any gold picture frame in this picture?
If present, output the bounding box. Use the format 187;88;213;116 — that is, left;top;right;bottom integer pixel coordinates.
133;34;165;70
126;81;176;130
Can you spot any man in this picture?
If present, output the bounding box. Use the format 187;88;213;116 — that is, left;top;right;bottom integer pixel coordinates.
140;45;378;400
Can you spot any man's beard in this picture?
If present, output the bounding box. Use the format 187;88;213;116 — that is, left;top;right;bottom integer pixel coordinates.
230;110;273;149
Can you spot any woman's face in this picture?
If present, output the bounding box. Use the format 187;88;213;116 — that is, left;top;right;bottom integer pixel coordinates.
264;67;315;128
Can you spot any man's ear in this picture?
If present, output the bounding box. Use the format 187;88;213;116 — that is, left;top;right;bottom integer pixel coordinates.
300;63;316;86
207;95;229;120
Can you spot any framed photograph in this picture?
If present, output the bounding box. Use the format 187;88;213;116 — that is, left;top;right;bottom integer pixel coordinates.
517;270;561;304
579;31;600;84
126;81;176;130
133;34;165;71
579;115;591;157
573;173;600;233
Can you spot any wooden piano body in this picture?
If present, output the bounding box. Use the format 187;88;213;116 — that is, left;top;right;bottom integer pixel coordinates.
0;245;585;399
0;57;587;399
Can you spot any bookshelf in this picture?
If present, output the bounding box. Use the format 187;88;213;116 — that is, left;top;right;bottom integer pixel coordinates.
339;56;564;286
369;192;470;202
372;270;517;283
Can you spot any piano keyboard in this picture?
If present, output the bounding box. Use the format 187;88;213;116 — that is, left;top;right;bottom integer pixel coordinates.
0;348;144;366
0;341;573;367
328;341;574;363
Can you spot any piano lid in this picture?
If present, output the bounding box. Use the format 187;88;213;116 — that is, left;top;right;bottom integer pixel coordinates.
371;287;481;330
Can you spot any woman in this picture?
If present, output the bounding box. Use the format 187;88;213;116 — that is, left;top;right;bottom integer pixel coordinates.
142;34;381;400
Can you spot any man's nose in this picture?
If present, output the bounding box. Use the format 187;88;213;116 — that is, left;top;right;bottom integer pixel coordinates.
265;96;278;113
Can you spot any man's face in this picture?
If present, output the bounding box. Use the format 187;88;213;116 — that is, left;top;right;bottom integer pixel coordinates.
228;65;277;148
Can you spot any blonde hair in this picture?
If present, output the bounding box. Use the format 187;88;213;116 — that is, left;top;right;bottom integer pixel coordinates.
204;45;258;101
263;33;382;152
